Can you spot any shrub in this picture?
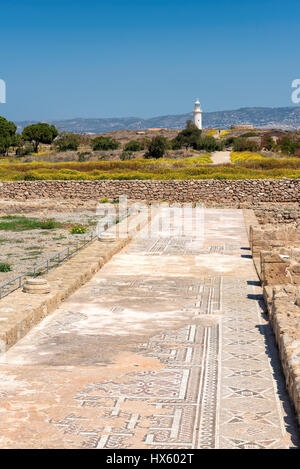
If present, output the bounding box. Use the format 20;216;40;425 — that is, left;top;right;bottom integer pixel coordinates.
16;143;35;157
78;151;91;162
172;125;202;150
193;136;224;152
277;136;300;156
40;218;58;229
70;223;88;234
233;138;259;152
92;136;120;151
240;132;258;137
54;133;80;152
260;135;275;151
145;136;168;159
224;136;236;147
124;140;143;152
0;262;11;272
120;151;134;160
23;172;39;180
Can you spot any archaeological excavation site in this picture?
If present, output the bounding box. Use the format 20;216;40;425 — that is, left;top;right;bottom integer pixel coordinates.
0;182;299;450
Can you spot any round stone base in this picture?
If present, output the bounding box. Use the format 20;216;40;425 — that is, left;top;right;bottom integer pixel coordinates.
98;232;117;242
23;278;50;294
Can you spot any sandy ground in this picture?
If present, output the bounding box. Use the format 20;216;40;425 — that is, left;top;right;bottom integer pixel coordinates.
0;210;100;287
210;151;231;164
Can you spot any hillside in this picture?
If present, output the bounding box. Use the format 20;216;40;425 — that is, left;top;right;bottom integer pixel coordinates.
15;106;300;133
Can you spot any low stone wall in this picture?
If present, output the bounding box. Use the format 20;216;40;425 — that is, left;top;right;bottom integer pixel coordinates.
249;225;300;425
260;249;300;287
254;204;300;225
250;225;300;257
1;179;300;203
263;285;300;424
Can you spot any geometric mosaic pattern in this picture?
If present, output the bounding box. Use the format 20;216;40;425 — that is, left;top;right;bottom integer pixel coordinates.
0;208;299;448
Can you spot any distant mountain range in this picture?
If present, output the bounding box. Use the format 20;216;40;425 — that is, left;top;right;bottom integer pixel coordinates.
15;106;300;133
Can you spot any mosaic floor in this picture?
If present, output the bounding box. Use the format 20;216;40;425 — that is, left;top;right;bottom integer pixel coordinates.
0;208;299;448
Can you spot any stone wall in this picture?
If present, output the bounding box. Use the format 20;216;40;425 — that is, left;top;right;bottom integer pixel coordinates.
262;284;300;424
254;204;300;225
0;179;300;204
250;224;300;257
260;249;300;287
248;218;300;425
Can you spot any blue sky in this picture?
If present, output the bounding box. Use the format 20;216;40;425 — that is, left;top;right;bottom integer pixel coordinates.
0;0;299;121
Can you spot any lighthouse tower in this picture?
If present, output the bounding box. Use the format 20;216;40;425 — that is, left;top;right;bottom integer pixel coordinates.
193;99;202;130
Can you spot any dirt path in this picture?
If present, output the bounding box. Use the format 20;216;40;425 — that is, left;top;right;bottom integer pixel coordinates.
0;207;298;448
211;151;231;164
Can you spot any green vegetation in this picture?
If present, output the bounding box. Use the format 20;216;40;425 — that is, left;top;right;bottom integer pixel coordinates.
233;138;259;152
54;133;80;152
171;123;223;152
260;135;275;151
277;136;300;156
22;123;58;153
120;151;134;160
0;263;11;272
92;136;120;151
78;151;91;162
0;116;17;155
171;123;202;150
0;215;62;231
124;140;144;152
145;136;168;159
70;223;88;234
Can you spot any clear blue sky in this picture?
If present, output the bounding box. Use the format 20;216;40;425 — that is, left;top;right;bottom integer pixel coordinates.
0;0;299;121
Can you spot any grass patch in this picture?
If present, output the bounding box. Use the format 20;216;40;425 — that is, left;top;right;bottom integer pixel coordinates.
20;256;40;260
0;216;62;232
0;263;11;272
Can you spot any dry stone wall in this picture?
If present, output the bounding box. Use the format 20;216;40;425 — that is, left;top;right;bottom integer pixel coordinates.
262;283;300;424
0;179;300;204
250;224;300;257
248;217;300;425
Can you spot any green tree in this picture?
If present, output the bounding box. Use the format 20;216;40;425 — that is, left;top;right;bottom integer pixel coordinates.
186;119;195;129
92;136;120;151
22;123;58;153
54;132;80;151
0;116;17;155
171;124;202;151
145;136;168;159
277;136;300;156
260;135;275;151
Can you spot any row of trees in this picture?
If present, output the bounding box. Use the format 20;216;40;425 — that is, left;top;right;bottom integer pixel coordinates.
0;117;220;159
0;117;59;156
2;115;300;159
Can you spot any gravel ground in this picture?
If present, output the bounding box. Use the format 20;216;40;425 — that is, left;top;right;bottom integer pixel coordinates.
0;210;103;292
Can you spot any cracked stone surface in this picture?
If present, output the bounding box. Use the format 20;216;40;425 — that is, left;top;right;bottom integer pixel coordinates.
0;208;299;449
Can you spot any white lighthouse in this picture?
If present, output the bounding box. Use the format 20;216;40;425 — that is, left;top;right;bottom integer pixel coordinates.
193;99;202;130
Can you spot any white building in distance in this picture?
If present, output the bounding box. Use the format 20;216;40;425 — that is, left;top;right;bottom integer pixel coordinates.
193;99;202;130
